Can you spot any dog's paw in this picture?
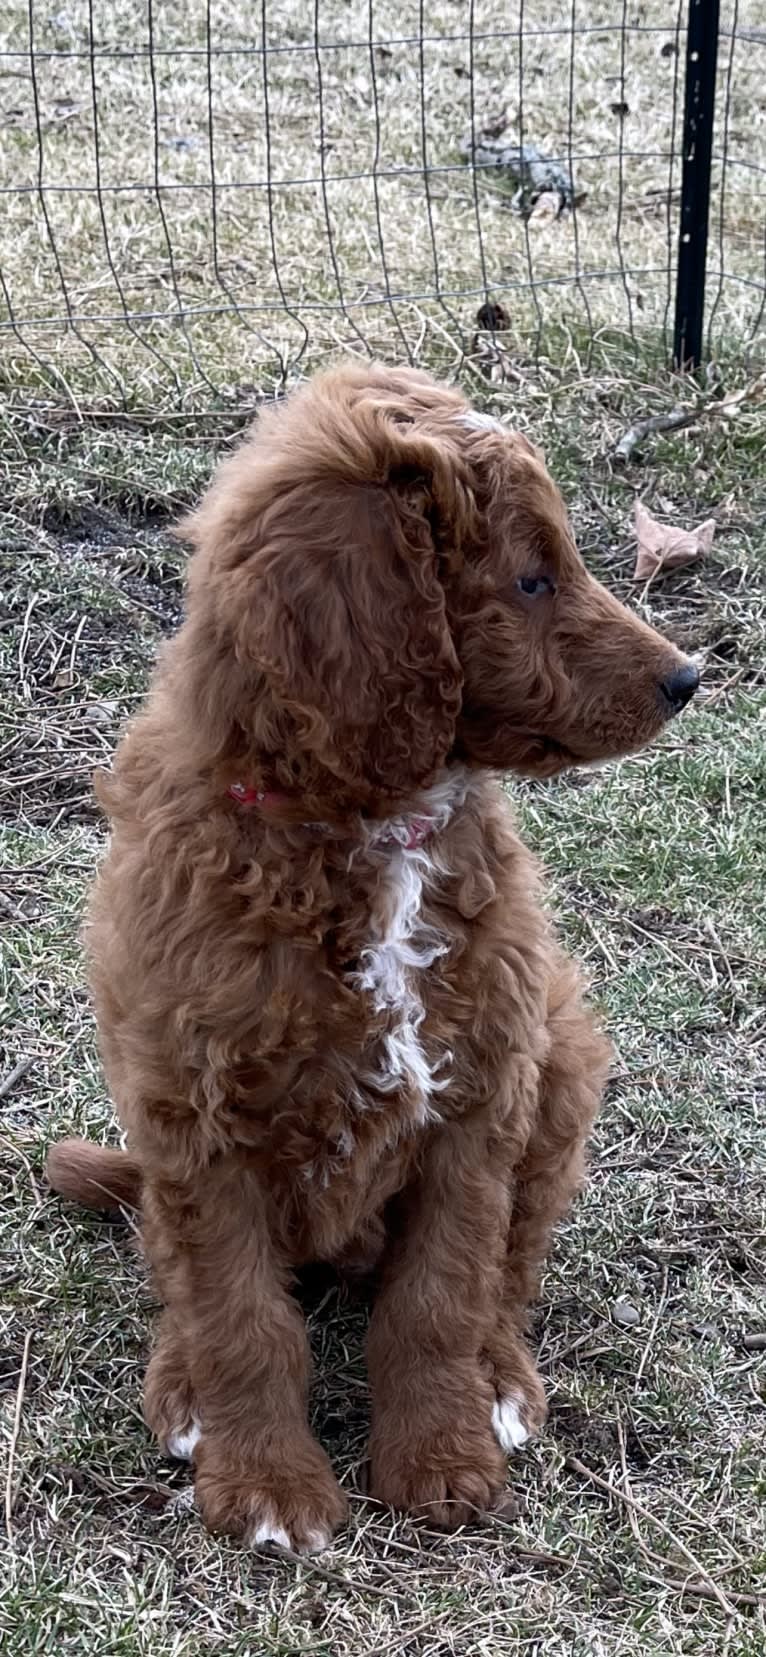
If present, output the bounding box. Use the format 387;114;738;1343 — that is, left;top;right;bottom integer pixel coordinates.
491;1388;544;1453
370;1416;506;1530
248;1508;334;1555
165;1419;202;1462
482;1323;547;1453
144;1327;199;1458
193;1430;348;1553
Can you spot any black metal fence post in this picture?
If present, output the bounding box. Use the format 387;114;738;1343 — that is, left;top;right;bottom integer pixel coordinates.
673;0;721;368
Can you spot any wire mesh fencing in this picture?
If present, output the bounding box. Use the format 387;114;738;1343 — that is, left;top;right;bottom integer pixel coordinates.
0;0;764;408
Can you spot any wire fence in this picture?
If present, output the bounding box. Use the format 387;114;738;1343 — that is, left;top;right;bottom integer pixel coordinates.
0;0;764;408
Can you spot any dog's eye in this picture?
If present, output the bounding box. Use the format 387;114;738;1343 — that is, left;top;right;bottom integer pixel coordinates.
517;575;555;598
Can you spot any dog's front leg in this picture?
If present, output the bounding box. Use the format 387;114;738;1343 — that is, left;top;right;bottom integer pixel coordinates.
367;1109;512;1528
141;1157;347;1552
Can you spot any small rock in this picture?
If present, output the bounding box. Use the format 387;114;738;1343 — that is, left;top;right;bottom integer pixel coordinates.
161;135;199;153
84;700;118;728
612;1297;640;1328
166;1485;196;1517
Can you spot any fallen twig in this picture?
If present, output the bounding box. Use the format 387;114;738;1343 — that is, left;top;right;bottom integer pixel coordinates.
614;406;702;462
0;761;95;794
581;912;621;975
268;1551;403;1603
613;371;766;462
0;1056;34;1101
616;1421;751;1586
662;1580;765;1610
5;1330;32;1543
703;667;748;708
566;1451;740;1620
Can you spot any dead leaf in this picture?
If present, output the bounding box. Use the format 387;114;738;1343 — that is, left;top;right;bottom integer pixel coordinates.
84;700;119;729
529;190;561;224
633;501;715;582
718;373;766;416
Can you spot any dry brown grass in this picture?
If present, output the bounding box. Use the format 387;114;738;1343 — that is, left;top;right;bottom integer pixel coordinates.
1;0;764;407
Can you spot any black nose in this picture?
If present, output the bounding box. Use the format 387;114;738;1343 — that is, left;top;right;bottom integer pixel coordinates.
660;662;700;715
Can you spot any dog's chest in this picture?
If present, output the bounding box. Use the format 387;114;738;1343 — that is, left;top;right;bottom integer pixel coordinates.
274;839;452;1205
346;841;451;1125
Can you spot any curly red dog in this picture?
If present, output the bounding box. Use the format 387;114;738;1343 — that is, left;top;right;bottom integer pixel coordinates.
47;362;698;1550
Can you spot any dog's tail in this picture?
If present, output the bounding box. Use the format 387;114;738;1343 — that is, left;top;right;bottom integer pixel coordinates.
45;1139;142;1212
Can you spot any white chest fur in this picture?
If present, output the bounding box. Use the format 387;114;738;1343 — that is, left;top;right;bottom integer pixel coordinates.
350;774;468;1120
354;842;449;1118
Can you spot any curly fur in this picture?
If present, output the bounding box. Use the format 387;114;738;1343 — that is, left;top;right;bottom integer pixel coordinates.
46;361;697;1549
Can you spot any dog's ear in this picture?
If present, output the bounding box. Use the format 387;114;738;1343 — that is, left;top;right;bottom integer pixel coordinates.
176;372;479;799
230;467;464;799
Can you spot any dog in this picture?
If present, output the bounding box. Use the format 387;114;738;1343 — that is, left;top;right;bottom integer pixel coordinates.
46;361;699;1550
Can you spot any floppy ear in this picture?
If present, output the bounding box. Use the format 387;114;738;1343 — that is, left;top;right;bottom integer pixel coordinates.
226;473;463;799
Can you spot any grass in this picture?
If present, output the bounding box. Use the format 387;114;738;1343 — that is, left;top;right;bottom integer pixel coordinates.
1;0;766;1647
0;0;764;406
2;355;765;1655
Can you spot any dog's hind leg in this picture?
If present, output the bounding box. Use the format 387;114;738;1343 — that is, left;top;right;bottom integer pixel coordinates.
45;1139;141;1211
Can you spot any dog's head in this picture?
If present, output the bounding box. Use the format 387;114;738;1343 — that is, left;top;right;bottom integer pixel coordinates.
178;362;698;811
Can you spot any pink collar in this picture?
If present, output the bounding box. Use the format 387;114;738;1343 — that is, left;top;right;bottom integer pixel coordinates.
227;782;284;809
385;816;433;851
226;783;433;851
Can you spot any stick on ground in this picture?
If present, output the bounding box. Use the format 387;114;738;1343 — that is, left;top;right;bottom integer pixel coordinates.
565;1452;741;1620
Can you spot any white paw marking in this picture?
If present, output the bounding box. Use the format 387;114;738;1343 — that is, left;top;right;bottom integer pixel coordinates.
492;1392;530;1453
251;1515;292;1550
166;1420;201;1461
248;1512;331;1555
458;410;505;433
